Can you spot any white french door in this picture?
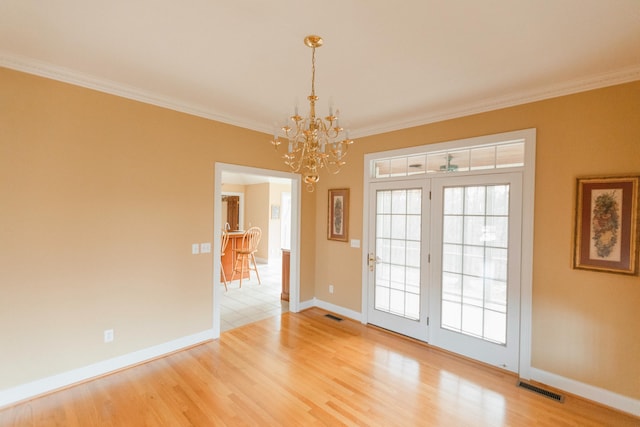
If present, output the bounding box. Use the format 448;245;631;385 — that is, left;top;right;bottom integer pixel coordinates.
366;173;522;372
429;173;522;372
367;180;430;341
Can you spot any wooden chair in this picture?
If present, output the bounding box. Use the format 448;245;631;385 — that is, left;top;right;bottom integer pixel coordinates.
220;229;230;291
231;227;262;288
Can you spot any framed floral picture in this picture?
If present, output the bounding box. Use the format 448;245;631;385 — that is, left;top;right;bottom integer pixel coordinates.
328;188;349;241
573;176;639;274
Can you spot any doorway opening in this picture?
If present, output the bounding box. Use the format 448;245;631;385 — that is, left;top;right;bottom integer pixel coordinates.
213;163;301;338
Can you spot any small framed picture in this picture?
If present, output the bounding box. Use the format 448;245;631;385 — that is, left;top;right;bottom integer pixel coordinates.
328;188;349;241
573;175;639;274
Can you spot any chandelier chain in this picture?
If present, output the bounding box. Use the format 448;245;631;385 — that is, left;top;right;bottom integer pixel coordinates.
270;35;354;192
310;46;316;98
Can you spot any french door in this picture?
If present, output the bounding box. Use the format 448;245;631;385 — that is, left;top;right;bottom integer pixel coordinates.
367;173;522;371
430;173;522;372
367;180;430;341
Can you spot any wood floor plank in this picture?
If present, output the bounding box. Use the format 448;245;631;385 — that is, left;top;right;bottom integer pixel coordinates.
1;308;638;426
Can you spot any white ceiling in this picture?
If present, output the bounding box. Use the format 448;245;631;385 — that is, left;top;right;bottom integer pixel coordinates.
1;1;639;139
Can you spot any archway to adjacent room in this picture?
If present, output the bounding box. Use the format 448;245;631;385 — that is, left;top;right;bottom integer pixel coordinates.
213;163;301;338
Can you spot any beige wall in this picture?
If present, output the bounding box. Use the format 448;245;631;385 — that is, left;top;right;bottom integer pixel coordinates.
2;65;638;403
312;80;640;400
0;68;314;389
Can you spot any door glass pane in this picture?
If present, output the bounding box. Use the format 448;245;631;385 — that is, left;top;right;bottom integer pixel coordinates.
442;244;462;273
375;188;422;321
441;184;510;344
406;241;421;267
377;191;392;213
442;272;462;302
444;187;464;214
464;186;486;214
443;216;462;244
391;216;407;239
407;189;422;213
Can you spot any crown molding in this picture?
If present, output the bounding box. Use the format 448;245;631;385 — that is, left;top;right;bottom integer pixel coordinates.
2;53;639;139
0;53;269;133
354;65;640;138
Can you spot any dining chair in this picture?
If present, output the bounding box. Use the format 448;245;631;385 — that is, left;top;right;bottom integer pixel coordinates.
231;226;262;288
220;229;230;291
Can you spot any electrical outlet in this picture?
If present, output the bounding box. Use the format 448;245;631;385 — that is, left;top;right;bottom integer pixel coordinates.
200;242;211;253
329;284;334;294
104;329;114;343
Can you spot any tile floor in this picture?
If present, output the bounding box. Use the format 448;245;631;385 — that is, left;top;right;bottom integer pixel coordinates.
220;260;289;332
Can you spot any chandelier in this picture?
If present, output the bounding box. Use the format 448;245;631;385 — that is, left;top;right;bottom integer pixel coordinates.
271;35;353;192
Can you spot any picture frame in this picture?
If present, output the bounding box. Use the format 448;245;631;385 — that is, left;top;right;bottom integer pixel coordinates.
573;175;639;275
328;188;349;241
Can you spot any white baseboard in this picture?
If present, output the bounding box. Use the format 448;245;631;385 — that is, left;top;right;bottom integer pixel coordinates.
530;367;640;417
0;329;214;409
298;298;316;311
4;310;638;418
301;300;639;417
299;297;363;322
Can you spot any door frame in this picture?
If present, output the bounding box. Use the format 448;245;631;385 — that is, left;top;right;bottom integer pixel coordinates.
361;128;536;378
213;162;302;339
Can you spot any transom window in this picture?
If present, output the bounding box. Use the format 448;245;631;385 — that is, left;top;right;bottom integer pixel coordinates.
372;141;524;179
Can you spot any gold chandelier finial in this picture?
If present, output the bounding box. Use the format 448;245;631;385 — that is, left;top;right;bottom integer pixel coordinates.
270;35;354;192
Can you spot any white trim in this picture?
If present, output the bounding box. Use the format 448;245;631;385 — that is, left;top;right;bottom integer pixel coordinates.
360;159;373;326
354;65;640;138
0;330;213;409
4;300;637;417
306;299;638;417
2;53;638;139
0;53;268;134
213;163;302;340
518;130;536;379
303;298;363;322
530;368;640;417
298;298;316;312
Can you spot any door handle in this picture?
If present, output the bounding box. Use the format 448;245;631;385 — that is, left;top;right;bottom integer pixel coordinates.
368;253;380;271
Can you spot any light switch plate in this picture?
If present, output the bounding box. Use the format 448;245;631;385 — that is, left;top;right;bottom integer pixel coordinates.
192;243;200;254
350;239;360;248
200;242;211;253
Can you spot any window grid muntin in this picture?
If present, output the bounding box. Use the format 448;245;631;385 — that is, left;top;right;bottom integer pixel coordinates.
441;184;510;345
375;189;422;320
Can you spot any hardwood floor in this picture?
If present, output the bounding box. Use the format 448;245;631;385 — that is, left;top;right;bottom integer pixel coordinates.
1;308;637;426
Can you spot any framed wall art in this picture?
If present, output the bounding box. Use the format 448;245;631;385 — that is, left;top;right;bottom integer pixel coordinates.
328;188;349;241
573;175;639;274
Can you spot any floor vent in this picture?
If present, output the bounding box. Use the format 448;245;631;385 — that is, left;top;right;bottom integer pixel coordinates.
324;314;343;322
518;381;564;402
